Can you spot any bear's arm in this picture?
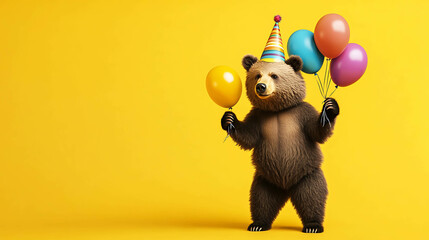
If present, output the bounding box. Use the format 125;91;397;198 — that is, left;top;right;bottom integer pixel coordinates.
230;108;261;150
301;102;335;144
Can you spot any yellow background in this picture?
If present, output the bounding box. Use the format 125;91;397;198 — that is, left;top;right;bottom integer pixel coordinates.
0;0;428;239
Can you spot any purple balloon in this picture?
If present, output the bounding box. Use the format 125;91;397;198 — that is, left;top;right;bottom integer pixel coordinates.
330;43;368;87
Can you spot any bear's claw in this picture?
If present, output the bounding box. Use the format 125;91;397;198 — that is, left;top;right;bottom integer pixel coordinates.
302;222;324;233
247;223;270;232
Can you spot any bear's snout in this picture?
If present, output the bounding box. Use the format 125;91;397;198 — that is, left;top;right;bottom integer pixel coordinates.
254;77;275;99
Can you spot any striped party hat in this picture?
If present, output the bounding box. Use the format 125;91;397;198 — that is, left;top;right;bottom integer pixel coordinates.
261;15;285;62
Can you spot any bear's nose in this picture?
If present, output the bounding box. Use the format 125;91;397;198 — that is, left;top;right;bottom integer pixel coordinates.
256;83;267;94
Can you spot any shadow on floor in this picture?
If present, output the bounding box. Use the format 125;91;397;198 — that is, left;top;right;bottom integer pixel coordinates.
38;217;303;233
272;225;302;232
170;219;245;230
170;219;302;232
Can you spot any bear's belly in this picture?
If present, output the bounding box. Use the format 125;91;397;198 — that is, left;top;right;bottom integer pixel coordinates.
260;110;302;152
254;110;320;188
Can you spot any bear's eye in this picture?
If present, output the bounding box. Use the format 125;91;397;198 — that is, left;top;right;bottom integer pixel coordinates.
255;74;262;80
271;74;279;80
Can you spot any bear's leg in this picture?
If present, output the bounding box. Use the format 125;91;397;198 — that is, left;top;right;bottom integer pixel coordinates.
290;168;327;233
248;174;289;232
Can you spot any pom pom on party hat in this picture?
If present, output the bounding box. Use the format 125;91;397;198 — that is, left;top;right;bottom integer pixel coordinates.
261;15;285;62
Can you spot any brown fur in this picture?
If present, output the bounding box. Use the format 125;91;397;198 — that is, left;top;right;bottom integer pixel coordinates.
226;55;339;233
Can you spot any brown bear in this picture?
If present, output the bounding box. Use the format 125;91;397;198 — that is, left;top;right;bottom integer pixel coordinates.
221;54;339;233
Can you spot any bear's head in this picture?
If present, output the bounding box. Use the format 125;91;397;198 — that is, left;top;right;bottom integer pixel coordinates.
242;55;306;112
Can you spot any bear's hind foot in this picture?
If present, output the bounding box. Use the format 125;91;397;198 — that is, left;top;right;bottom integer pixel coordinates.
247;223;271;232
302;222;324;233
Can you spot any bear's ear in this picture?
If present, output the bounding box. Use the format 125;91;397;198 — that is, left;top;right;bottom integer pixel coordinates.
285;55;303;72
242;55;258;71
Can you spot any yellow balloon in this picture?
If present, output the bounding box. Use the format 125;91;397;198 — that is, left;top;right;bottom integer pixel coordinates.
206;66;242;108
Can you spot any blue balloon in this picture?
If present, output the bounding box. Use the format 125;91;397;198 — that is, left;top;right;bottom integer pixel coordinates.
287;30;324;74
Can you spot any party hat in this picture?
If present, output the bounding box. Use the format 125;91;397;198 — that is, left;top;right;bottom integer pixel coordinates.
261;15;285;62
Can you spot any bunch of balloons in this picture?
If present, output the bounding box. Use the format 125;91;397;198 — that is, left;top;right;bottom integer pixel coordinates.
287;13;368;99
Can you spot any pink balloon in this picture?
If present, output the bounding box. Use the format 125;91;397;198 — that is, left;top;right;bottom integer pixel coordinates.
330;43;368;87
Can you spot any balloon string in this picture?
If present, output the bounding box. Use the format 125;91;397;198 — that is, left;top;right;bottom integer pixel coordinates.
328;85;338;98
323;58;329;95
223;123;235;143
315;73;325;99
314;73;324;98
324;59;332;98
316;59;336;127
318;59;337;128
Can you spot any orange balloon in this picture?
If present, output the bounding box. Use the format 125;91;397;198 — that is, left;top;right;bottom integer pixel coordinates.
206;66;242;108
314;14;350;59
